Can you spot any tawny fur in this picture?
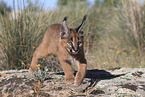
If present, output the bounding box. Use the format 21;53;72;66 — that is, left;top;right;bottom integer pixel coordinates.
29;16;87;86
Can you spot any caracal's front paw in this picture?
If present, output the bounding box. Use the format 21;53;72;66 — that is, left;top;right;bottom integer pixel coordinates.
74;77;83;86
29;67;38;73
74;72;84;86
74;80;82;86
65;77;75;84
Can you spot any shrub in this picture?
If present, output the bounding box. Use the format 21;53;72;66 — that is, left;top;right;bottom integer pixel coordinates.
0;8;53;70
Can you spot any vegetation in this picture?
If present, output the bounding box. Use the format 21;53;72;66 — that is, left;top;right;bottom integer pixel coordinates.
0;0;12;16
0;0;145;71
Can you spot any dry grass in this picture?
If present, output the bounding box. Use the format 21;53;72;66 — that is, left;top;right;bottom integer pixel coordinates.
0;0;145;71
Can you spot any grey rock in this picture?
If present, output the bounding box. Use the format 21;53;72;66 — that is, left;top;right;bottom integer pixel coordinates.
0;67;145;96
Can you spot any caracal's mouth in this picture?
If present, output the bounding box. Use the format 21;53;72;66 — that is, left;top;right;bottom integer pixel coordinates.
66;48;79;54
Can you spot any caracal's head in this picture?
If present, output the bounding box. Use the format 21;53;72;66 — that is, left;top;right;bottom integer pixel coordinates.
60;15;87;55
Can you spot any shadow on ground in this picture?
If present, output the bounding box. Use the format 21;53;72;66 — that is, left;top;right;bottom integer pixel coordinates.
55;69;127;92
55;69;127;80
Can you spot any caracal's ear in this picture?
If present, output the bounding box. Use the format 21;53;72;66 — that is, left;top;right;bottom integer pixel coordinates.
75;15;87;36
60;16;70;39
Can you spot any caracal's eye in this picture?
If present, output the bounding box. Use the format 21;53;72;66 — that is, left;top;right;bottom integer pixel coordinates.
78;41;82;45
78;41;82;44
67;42;72;47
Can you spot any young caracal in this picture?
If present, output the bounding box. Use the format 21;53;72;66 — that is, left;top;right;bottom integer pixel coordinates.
29;15;87;86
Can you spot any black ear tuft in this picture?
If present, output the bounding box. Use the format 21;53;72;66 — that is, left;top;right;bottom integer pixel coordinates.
63;16;68;21
75;15;87;35
83;15;87;21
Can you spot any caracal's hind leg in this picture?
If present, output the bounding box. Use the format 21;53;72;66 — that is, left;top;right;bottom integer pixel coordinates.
29;44;48;73
75;60;87;86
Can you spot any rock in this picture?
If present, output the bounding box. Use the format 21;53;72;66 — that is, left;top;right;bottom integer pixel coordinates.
0;68;145;96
